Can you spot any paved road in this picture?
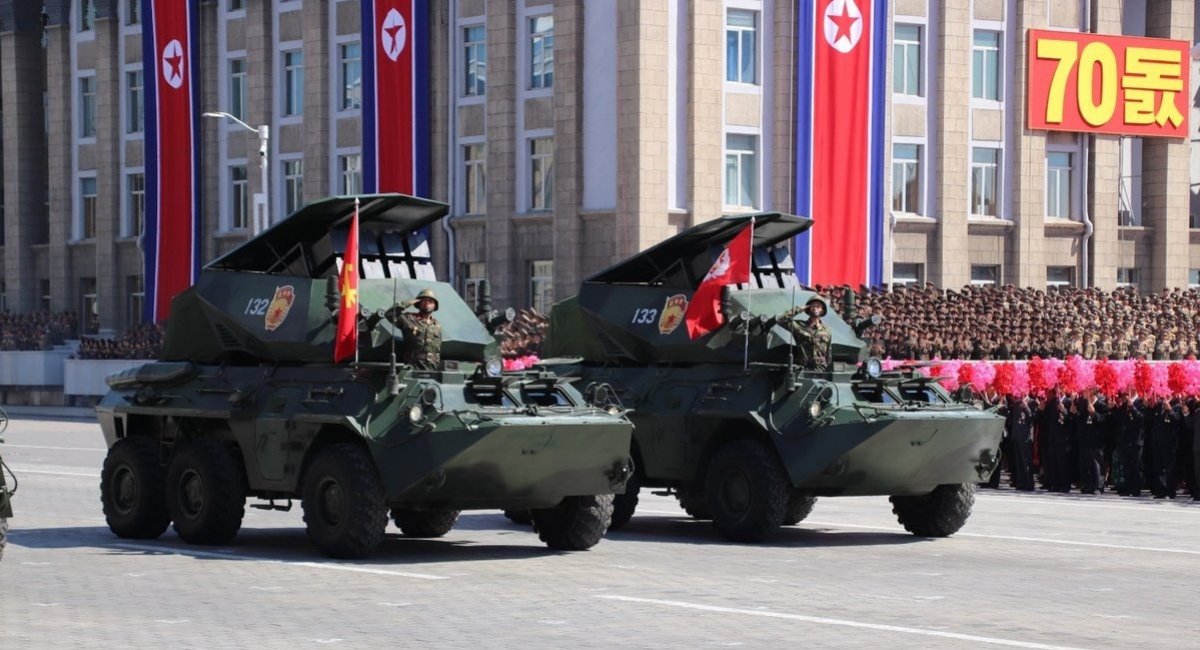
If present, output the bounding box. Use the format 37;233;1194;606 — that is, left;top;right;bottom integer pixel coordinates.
2;417;1199;649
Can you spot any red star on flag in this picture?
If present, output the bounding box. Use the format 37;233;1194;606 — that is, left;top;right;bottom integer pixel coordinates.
385;24;403;44
829;4;858;43
165;53;182;80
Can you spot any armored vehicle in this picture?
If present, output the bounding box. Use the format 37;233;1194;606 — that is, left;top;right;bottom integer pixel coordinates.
544;213;1004;542
0;408;14;562
96;194;633;559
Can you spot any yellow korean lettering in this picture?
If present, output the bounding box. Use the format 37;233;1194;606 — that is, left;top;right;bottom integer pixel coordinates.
1037;38;1079;124
1122;46;1184;128
1077;42;1117;127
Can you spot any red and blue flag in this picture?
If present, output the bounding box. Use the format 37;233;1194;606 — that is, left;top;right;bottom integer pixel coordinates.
141;0;202;322
361;0;430;195
794;0;888;287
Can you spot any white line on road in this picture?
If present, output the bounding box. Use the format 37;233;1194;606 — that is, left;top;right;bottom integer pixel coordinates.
4;444;106;452
976;493;1200;515
111;542;449;580
595;595;1087;650
14;468;99;479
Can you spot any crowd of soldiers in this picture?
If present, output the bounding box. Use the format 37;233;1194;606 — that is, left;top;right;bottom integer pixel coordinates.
816;284;1200;361
0;311;77;351
75;324;164;360
496;309;549;369
981;388;1200;501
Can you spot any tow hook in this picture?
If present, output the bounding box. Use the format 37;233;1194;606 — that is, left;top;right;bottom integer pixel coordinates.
606;458;634;490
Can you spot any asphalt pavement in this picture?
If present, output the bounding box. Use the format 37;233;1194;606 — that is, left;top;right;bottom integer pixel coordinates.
2;416;1199;649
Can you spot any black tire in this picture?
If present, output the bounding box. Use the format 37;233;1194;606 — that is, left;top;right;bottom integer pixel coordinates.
783;491;817;526
503;509;533;526
532;494;614;551
705;439;789;542
391;508;460;538
608;474;640;530
676;486;711;520
301;443;388;559
166;439;247;545
890;483;976;537
101;436;170;539
0;517;7;563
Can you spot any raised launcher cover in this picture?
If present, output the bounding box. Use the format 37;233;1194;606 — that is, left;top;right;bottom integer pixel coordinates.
545;212;868;365
162;194;496;364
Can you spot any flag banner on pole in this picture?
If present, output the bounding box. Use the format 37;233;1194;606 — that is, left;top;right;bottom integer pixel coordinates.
361;0;430;195
684;223;754;340
141;0;202;322
334;203;361;363
793;0;888;287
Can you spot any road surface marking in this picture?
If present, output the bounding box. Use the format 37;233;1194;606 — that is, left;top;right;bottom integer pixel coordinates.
13;468;99;479
4;444;106;452
596;595;1087;650
111;542;449;580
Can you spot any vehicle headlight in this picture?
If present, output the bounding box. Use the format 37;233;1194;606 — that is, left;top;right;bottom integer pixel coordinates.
865;357;883;379
408;405;424;423
485;357;503;378
808;401;823;419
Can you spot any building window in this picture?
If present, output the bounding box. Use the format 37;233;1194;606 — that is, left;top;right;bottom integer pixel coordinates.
461;262;486;311
283;159;304;215
127;69;144;134
1047;266;1074;289
228;0;245;11
80;76;96;138
893;24;923;96
464;26;486;97
972;30;1001;101
127;275;144;327
282;50;304;116
724;134;759;208
530;260;554;313
530;138;553;211
725;10;758;84
892;263;924;287
79;177;97;239
126;172;145;237
229;58;247;121
529;16;554;89
81;278;99;335
125;0;140;25
1189;269;1200;289
970;265;999;286
464;144;486;215
892;143;922;214
40;280;51;312
230;165;249;230
1117;268;1140;289
79;0;95;32
340;42;361;110
1046;151;1073;218
970;147;999;217
338;154;362;195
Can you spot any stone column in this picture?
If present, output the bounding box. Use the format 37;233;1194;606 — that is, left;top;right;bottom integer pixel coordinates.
934;0;970;288
93;7;120;332
686;0;722;225
1088;0;1124;291
44;17;73;313
246;0;273;226
484;2;516;304
1009;0;1049;288
0;3;49;312
427;0;451;277
1141;0;1191;290
551;0;584;300
301;0;329;208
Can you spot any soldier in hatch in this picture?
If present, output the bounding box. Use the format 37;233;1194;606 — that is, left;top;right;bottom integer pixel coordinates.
777;297;833;371
387;288;443;370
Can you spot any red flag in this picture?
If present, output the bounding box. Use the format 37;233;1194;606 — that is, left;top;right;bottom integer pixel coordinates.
333;203;360;362
684;223;753;340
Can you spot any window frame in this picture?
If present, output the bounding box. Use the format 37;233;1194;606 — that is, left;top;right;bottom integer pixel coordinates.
125;0;141;26
891;139;924;216
725;9;759;86
971;28;1003;103
228;56;248;122
228;162;250;231
893;22;924;99
1045;148;1076;219
77;174;98;241
281;157;305;217
123;169;146;239
969;264;1000;287
337;152;363;196
78;74;97;140
969;144;1001;217
529;260;555;313
281;48;304;118
724;132;760;210
528;15;554;90
463;24;487;98
892;263;924;287
462;141;486;215
529;136;554;212
1046;266;1075;288
79;0;96;33
338;40;362;112
126;68;145;135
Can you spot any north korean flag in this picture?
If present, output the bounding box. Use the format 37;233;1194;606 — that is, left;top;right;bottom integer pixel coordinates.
361;0;430;196
794;0;888;287
141;0;202;323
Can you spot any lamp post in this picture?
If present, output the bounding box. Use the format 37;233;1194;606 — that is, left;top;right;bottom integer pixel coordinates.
203;111;270;235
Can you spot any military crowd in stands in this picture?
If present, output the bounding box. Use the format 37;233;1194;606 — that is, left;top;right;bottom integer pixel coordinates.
0;311;77;352
817;284;1200;362
75;324;164;360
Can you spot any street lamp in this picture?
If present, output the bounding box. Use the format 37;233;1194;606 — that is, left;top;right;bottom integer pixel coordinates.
203;111;270;235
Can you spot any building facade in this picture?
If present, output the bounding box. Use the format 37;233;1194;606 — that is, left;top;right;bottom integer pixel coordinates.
0;0;1198;335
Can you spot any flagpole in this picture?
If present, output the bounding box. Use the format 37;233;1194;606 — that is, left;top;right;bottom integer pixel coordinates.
354;197;361;366
744;216;755;371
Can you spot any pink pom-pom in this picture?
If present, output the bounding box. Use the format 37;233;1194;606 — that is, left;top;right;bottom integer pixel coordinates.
939;360;962;391
1112;360;1135;394
970;361;996;393
1150;363;1171;399
1058;355;1094;395
1182;360;1200;395
1009;361;1030;397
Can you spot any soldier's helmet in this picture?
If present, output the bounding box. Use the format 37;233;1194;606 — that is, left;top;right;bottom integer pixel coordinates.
805;297;828;318
416;288;440;311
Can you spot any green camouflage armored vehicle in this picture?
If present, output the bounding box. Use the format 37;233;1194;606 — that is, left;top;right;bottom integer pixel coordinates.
96;194;633;559
544;213;1004;542
0;408;14;561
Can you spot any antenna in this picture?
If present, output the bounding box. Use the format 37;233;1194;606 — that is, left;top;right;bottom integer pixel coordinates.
387;275;401;395
787;283;796;376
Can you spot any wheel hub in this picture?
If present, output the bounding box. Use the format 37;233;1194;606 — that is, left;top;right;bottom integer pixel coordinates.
178;469;204;518
317;477;345;527
113;466;137;515
720;468;751;515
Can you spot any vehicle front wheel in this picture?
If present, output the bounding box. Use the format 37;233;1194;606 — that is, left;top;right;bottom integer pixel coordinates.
608;474;641;530
166;439;247;545
532;495;614;550
503;509;532;526
890;483;976;537
783;491;817;526
676;485;711;520
705;439;789;542
101;436;170;539
301;443;388;559
391;508;460;538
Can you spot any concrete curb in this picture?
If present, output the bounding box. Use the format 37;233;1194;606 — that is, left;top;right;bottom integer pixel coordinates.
2;405;97;421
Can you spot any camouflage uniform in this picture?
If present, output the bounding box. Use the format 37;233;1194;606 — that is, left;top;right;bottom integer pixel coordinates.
389;293;444;370
779;304;832;370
